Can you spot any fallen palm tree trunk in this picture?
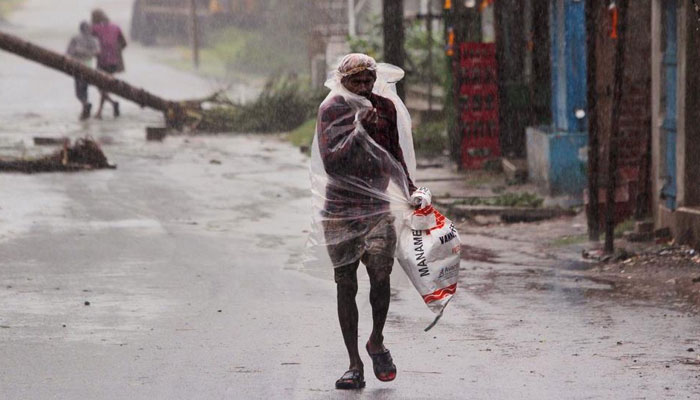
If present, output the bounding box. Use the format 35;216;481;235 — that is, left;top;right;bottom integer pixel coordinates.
0;30;188;127
0;30;325;134
0;137;115;173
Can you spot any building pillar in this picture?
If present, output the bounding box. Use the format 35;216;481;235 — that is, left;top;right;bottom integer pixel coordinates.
681;0;700;207
650;0;663;225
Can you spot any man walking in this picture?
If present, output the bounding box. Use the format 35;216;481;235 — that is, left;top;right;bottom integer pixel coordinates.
66;21;100;120
312;54;419;390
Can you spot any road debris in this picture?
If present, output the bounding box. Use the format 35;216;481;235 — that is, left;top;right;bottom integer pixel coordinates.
33;137;69;146
584;243;700;312
0;137;115;173
145;127;169;141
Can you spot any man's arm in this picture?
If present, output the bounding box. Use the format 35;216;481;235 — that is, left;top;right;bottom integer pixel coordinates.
90;37;101;58
317;100;357;171
118;28;127;50
66;38;77;57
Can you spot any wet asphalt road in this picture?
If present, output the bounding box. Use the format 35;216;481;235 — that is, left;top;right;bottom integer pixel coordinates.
1;1;699;399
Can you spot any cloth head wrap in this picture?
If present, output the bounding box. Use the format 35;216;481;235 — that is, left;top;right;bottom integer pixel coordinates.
336;53;378;78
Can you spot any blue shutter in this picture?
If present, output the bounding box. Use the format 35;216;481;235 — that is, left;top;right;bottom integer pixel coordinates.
662;0;678;209
550;0;587;132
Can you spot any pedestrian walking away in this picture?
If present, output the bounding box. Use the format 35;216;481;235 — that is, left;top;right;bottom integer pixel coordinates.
307;53;433;390
90;8;126;119
66;21;100;120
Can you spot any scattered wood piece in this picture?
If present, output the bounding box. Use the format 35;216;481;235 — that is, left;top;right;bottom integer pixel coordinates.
146;127;169;141
33;137;69;146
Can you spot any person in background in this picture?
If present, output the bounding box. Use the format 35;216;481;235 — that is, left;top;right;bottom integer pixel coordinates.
66;21;100;120
90;9;126;119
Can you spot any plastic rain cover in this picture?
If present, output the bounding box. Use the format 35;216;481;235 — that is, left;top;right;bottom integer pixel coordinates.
304;54;459;329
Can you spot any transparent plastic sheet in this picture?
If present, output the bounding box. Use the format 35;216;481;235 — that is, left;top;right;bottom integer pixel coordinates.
305;62;415;270
304;60;459;330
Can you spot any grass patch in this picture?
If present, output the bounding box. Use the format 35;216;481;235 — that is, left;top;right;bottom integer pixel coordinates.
614;218;636;238
413;120;447;157
208;26;307;76
550;234;589;247
287;118;316;149
196;75;326;133
0;0;22;18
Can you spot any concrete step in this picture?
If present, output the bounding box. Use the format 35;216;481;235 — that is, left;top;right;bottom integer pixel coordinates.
437;203;577;223
502;158;527;184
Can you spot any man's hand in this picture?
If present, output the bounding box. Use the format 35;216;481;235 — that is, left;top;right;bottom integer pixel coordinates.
357;108;379;129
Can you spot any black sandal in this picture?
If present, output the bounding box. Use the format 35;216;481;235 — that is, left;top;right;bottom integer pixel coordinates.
335;369;365;390
366;343;397;382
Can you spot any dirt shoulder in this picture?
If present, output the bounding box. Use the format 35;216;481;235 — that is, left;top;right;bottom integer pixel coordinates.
582;244;700;313
456;212;700;313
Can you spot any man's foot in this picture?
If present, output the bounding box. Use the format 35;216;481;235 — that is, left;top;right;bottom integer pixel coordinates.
366;343;396;382
113;102;120;118
80;103;92;121
335;369;365;390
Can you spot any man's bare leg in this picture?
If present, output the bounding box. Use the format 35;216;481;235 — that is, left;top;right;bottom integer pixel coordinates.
365;255;392;353
335;262;363;372
96;91;117;119
363;254;397;382
95;90;107;119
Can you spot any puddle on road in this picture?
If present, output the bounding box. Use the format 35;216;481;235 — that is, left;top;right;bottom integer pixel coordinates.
461;245;499;263
525;278;613;292
562;260;596;271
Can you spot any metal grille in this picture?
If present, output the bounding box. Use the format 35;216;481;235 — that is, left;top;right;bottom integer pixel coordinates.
457;43;501;169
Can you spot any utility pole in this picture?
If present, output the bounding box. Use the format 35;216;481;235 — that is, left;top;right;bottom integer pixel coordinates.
426;3;434;111
418;1;442;112
348;0;356;37
190;0;200;69
585;0;600;241
605;0;629;253
383;0;406;100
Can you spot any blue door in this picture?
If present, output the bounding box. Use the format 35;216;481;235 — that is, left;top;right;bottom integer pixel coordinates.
662;0;678;209
549;0;587;132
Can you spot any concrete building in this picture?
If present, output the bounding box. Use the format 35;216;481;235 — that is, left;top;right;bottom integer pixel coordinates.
650;0;700;248
527;0;653;215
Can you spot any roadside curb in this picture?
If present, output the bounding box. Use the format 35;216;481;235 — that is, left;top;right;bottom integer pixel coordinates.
435;200;577;223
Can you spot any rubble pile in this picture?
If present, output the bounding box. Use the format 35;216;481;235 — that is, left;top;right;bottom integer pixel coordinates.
0;137;115;173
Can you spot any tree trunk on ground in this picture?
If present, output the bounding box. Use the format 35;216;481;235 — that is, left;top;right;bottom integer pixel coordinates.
0;30;183;124
383;0;405;100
